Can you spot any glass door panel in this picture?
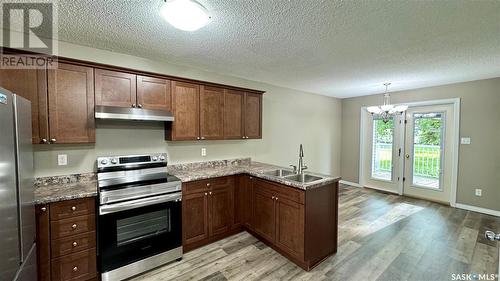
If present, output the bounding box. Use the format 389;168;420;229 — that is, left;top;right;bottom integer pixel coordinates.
411;112;444;189
371;118;394;181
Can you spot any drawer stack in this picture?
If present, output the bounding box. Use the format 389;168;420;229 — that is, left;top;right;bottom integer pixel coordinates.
37;197;98;281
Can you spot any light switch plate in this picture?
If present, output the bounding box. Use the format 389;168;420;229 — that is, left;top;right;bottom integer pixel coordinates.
460;137;471;145
475;189;482;197
201;148;207;157
58;154;68;166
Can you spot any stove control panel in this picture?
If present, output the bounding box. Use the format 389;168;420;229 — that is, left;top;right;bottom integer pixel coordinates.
97;153;168;169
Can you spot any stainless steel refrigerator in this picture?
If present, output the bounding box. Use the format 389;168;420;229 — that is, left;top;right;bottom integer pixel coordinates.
0;88;36;281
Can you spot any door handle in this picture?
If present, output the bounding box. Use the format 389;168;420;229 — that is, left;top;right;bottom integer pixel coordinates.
485;230;500;241
405;154;410;159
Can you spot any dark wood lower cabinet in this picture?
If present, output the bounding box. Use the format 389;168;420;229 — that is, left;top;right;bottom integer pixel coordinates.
182;175;339;271
36;197;98;281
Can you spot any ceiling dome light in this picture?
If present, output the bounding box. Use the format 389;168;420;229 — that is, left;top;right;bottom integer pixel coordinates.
160;0;211;31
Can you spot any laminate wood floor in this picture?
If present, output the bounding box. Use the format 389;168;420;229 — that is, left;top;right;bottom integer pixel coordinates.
131;184;500;281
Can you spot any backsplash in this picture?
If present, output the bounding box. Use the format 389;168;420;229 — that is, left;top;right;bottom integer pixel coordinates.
167;158;251;173
34;172;96;187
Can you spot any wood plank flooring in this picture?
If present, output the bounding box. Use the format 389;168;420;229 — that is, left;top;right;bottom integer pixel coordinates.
131;184;500;281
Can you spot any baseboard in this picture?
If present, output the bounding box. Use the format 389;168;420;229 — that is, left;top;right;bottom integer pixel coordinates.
455;203;500;217
339;180;363;188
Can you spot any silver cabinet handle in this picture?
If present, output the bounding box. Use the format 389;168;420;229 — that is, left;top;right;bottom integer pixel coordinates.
485;230;500;241
209;191;212;195
201;136;205;140
132;104;136;108
71;206;77;211
71;224;77;229
50;138;56;143
275;197;278;201
206;183;210;187
204;192;208;196
41;138;48;144
72;266;78;272
41;206;47;212
272;196;275;200
72;241;78;247
138;104;143;108
197;137;200;140
242;136;245;139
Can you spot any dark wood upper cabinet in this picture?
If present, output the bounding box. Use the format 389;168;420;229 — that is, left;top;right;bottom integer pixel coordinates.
200;85;224;140
95;69;136;108
137;76;171;111
0;68;48;144
244;92;262;139
47;63;95;144
167;81;200;141
223;90;244;139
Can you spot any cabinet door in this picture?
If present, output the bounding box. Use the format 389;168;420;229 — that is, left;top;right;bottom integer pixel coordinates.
137;76;171;111
275;197;305;260
223;90;244;139
95;69;136;108
209;185;234;236
47;63;95;143
182;192;209;245
244;93;262;139
170;81;200;140
200;85;224;140
0;68;47;144
36;205;51;281
234;175;253;229
252;181;276;243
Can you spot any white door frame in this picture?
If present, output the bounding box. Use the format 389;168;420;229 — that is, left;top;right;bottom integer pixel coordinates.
359;98;460;206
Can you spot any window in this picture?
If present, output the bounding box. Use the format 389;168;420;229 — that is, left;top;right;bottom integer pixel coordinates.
371;117;394;181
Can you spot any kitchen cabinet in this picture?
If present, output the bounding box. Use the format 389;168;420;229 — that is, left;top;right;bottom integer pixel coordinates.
95;69;136;108
167;81;200;141
47;63;95;143
234;175;253;229
137;75;171;111
36;197;97;281
244;92;262;139
252;183;277;242
200;85;224;140
223;89;244;139
182;176;235;251
0;68;47;144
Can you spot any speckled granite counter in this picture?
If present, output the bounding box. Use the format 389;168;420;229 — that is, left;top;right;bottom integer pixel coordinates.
168;158;340;190
33;158;340;204
34;173;97;204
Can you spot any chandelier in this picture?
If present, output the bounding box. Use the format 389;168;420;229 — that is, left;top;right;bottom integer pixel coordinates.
366;83;408;123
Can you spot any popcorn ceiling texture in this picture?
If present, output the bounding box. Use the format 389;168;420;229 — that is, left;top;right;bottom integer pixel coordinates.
52;0;500;97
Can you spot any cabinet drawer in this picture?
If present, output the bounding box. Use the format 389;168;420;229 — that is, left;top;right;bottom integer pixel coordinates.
50;198;95;221
51;248;97;281
51;231;96;258
183;176;232;195
51;214;96;239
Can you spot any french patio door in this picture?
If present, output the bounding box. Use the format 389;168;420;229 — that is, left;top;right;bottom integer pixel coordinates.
362;103;456;204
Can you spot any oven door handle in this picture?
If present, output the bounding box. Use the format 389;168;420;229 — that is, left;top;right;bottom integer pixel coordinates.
99;192;181;215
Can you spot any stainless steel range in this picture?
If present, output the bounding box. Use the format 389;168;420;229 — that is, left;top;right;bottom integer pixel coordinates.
97;153;182;281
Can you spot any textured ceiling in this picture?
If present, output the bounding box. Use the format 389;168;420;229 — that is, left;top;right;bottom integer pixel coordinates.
10;0;500;98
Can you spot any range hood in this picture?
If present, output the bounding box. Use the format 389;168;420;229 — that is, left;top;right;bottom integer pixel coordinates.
95;105;174;122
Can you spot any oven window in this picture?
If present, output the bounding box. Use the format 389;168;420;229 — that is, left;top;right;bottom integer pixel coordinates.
116;209;171;246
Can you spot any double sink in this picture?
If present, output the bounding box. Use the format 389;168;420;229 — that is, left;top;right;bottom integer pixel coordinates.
263;169;324;183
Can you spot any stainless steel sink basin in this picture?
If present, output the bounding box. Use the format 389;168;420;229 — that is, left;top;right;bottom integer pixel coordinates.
264;169;295;177
283;173;324;183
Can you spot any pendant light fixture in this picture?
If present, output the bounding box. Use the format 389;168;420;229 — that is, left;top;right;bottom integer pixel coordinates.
366;83;408;123
160;0;211;31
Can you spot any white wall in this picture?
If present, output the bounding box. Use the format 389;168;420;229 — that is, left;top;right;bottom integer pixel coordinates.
34;41;342;177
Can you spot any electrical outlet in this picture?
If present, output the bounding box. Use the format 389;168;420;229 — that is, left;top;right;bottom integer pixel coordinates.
475;189;482;197
461;137;471;145
201;148;207;157
58;154;68;166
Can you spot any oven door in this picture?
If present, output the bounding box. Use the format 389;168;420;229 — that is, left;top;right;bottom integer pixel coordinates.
98;192;182;273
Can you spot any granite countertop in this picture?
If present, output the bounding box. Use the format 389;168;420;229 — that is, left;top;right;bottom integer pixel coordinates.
34;158;340;204
169;161;341;190
34;173;97;205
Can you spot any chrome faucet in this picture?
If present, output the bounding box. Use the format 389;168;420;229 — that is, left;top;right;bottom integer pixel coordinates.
290;144;308;174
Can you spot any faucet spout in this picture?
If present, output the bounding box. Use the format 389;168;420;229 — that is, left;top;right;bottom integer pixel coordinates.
297;144;307;174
